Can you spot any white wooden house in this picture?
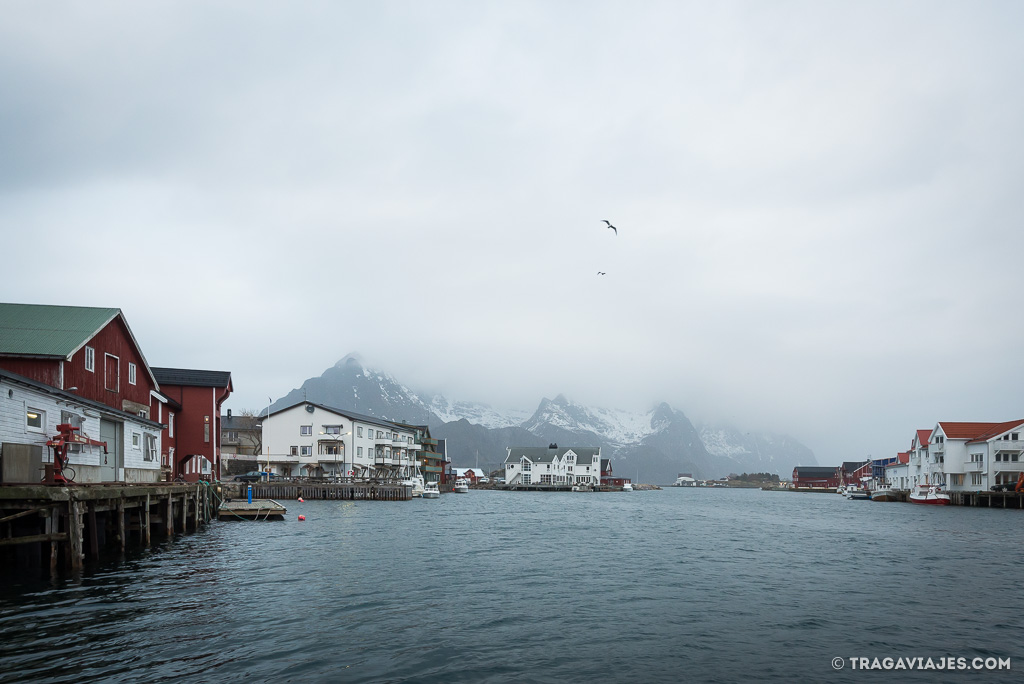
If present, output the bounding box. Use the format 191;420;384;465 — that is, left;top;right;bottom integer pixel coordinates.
504;445;601;486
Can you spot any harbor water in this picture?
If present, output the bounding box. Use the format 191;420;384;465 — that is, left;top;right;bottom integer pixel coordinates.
1;487;1022;683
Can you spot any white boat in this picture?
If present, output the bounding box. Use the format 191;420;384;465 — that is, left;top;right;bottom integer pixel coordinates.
422;482;440;499
870;485;897;502
846;487;870;500
621;482;633;492
453;478;470;494
836;485;847;496
401;472;425;497
909;484;950;506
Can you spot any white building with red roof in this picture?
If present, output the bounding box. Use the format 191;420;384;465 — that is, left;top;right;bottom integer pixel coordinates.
927;420;1024;492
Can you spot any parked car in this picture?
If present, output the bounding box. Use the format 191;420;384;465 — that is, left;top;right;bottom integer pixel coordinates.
234;471;274;482
990;483;1018;492
478;477;490;484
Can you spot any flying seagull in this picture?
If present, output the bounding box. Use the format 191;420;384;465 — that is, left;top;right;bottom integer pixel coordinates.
602;220;617;235
597;271;606;275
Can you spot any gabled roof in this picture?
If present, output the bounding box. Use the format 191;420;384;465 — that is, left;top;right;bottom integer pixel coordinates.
152;367;232;389
915;429;932;448
963;419;1024;444
936;420;1024;442
793;466;837;476
0;302;160;390
263;400;418;432
0;303;120;358
505;446;601;464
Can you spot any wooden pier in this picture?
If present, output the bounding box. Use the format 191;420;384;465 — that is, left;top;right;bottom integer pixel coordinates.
944;490;1023;508
223;482;412;501
0;482;215;576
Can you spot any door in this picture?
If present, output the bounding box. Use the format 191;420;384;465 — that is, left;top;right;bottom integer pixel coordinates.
99;419;121;482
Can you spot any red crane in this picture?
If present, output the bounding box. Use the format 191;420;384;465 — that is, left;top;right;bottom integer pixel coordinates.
46;423;107;484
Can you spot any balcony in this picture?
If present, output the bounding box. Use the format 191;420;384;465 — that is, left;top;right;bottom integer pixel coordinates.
421;437;438;446
932;443;944;453
964;460;985;472
392;439;408;448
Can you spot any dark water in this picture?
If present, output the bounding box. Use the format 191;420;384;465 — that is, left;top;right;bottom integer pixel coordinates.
2;488;1022;683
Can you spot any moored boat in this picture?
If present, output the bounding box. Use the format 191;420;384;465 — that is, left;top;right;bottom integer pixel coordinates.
621;482;633;492
453;478;470;494
908;484;950;505
870;485;897;502
846;488;870;500
422;482;440;499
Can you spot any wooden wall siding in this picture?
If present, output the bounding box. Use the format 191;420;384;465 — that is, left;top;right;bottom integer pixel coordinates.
64;317;155;411
0;359;61;387
0;383;162;482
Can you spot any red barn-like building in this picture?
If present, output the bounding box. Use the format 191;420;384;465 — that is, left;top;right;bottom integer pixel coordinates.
792;466;840;489
151;368;233;482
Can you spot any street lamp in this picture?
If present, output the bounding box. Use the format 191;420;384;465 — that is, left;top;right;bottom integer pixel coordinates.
320;427;351;481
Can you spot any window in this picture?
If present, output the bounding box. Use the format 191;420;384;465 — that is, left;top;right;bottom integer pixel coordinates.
128;362;137;385
104;353;119;392
145;434;157;461
300;446;312;456
357;447;363;456
169;413;175;438
84;346;95;372
325;425;341;435
357;426;363;437
290;446;298;456
971;473;983;486
26;408;45;432
300;425;312;436
132;432;141;449
522;474;531;485
224;431;239;441
522;460;531;472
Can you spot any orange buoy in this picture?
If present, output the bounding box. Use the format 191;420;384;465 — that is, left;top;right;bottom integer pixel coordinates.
298;515;306;521
298;497;305;503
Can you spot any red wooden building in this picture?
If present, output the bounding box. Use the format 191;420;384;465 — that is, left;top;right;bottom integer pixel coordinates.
791;466;840;488
0;303;164;482
151;368;233;481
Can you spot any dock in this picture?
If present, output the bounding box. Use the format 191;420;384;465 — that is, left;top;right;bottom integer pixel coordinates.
0;482;216;576
218;499;287;520
223;482;412;501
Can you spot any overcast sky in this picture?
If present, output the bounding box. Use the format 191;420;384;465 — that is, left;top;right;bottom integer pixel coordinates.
3;1;1023;463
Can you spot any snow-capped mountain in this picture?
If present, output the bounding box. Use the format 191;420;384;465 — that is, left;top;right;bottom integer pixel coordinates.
263;354;817;482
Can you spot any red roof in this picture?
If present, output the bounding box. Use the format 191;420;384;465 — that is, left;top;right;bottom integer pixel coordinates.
915;429;931;447
896;452;909;464
937;420;1024;442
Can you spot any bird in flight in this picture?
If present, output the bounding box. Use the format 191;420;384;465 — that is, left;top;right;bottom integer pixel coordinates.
597;271;606;275
602;220;617;235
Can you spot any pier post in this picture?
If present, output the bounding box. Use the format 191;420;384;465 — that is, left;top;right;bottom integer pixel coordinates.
48;507;59;577
117;500;126;553
68;497;84;571
179;492;187;532
165;494;173;536
143;494;151;546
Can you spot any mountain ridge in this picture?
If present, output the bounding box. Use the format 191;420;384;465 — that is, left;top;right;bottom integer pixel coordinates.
265;354;818;482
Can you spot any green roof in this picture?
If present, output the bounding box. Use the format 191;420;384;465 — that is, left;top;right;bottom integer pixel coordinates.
0;303;121;358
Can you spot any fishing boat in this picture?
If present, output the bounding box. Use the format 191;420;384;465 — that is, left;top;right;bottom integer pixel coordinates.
422;482;440;499
908;484;950;505
846;487;870;500
870;484;897;502
453;478;470;494
621;482;633;492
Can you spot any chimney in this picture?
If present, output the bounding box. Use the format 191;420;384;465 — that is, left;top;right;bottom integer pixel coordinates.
227;408;232;418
